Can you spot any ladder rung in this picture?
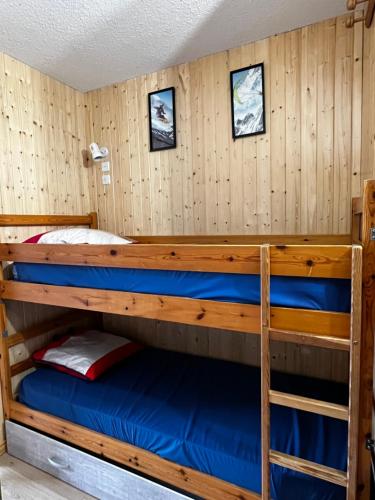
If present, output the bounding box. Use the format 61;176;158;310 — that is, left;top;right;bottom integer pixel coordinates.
269;390;349;420
269;450;348;487
269;328;350;351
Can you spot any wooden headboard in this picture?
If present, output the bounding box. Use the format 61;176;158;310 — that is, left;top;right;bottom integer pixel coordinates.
0;213;98;229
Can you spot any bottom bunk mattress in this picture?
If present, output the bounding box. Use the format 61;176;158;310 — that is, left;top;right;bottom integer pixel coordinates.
19;348;348;500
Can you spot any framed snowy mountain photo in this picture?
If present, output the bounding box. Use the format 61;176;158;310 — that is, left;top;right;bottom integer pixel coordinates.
230;63;265;139
148;87;176;151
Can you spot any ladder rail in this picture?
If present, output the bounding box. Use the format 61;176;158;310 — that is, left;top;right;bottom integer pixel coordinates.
260;244;362;500
347;245;363;499
260;245;271;500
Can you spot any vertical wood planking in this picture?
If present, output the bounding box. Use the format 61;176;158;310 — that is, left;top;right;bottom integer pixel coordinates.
0;53;91;243
333;17;354;234
270;35;286;233
85;14;363;239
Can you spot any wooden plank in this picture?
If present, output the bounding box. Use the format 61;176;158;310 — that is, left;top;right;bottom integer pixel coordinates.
0;280;351;338
365;0;375;27
0;214;93;227
1;243;261;275
270;245;352;278
132;235;352;245
269;328;350;351
9;401;260;500
271;307;350;338
89;212;98;229
357;181;375;500
1;243;353;278
269;390;349;420
269;450;347;487
347;245;362;499
0;280;261;334
0;265;12;418
10;357;33;377
6;310;85;348
352;197;362;215
260;245;271;500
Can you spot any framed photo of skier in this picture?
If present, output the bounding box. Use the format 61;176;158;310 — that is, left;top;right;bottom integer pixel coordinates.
230;62;265;140
148;87;176;152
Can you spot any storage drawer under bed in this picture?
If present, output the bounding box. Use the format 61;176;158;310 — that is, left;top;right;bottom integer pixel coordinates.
6;421;190;500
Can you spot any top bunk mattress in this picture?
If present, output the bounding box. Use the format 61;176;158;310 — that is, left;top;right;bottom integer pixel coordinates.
19;347;348;500
13;263;351;312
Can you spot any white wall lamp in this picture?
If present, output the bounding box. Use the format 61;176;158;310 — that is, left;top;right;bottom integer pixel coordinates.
89;143;109;161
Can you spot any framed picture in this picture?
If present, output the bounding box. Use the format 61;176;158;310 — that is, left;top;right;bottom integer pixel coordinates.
148;87;176;152
230;62;265;139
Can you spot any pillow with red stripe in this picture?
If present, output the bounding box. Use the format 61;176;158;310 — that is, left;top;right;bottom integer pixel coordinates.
32;330;143;381
23;232;48;243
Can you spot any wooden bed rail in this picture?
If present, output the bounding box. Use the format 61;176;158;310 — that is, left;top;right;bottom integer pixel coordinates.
0;212;98;229
0;243;353;278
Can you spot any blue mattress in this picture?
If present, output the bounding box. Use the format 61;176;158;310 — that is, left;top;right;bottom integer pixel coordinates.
19;348;348;499
13;263;350;312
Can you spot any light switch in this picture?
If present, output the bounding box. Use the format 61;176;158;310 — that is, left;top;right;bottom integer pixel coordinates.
102;174;111;185
101;161;110;172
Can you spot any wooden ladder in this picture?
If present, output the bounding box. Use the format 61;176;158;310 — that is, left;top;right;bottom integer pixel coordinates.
260;244;362;500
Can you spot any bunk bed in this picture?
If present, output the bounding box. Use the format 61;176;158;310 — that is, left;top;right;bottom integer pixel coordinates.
0;180;374;500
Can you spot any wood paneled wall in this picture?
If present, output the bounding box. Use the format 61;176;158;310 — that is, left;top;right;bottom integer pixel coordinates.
0;52;91;242
86;13;372;382
86;14;364;237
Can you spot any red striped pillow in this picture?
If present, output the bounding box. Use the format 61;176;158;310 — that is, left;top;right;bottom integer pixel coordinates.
33;330;143;381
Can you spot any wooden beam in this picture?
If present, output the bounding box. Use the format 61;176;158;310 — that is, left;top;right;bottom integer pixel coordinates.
89;212;98;229
352;197;363;216
271;307;350;338
9;401;259;500
0;266;12;419
347;245;362;499
133;235;353;245
365;0;375;27
357;181;375;500
270;245;352;279
269;328;350;351
269;450;347;487
260;246;271;499
0;280;260;334
0;280;351;338
0;243;260;274
10;358;34;377
6;310;85;348
0;214;94;227
0;243;352;278
269;390;349;420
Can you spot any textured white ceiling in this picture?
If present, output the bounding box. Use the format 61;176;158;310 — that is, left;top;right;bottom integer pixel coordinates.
0;0;347;92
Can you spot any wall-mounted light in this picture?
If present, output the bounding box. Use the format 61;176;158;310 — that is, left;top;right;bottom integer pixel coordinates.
89;143;109;161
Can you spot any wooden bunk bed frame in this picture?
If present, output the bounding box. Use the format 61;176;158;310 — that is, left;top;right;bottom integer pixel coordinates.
0;180;374;500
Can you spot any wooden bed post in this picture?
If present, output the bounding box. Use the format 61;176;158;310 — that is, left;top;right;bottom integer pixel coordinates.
0;263;12;421
357;179;375;499
261;245;271;499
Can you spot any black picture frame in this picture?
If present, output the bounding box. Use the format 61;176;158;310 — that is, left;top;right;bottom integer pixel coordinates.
230;62;265;140
148;87;176;152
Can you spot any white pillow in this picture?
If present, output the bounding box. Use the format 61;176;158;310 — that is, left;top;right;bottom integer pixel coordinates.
38;228;135;245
